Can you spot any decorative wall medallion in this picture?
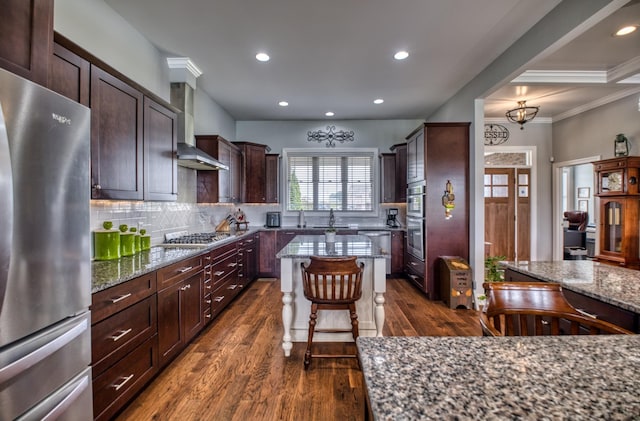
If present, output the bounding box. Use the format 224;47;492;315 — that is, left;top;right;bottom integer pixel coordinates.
484;124;510;145
307;125;355;147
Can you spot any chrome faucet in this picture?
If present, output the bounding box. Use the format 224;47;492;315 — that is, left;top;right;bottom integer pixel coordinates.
328;208;335;229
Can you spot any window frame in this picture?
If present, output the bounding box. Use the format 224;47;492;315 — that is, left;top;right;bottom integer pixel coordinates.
281;147;380;218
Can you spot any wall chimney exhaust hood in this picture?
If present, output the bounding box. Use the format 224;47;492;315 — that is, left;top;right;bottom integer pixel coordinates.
177;142;229;171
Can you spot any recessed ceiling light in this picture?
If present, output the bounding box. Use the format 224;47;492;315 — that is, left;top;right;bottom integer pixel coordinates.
278;101;289;107
256;52;270;62
374;98;384;104
615;25;637;36
325;111;335;117
394;51;409;60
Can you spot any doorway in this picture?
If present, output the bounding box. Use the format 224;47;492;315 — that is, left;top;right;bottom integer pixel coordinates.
484;167;531;261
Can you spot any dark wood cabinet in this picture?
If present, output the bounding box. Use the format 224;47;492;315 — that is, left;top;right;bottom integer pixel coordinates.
238;233;258;287
143;97;178;201
0;0;53;85
48;42;90;106
266;153;279;203
234;141;269;203
195;135;241;203
90;272;158;421
156;256;204;367
391;230;405;275
90;65;144;200
380;153;396;203
404;123;470;299
259;230;278;277
594;157;640;268
390;143;407;202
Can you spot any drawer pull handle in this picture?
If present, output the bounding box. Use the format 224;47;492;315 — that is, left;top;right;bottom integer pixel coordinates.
246;239;253;243
206;285;212;290
180;284;191;291
214;296;224;302
408;274;418;280
110;328;132;342
112;374;135;391
111;293;132;304
247;249;253;252
206;300;212;304
206;314;211;319
410;262;417;266
178;266;194;273
228;284;238;290
577;308;598;319
214;271;225;276
228;262;237;267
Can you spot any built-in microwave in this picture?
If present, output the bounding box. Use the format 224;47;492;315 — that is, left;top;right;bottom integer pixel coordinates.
406;216;424;261
407;181;425;218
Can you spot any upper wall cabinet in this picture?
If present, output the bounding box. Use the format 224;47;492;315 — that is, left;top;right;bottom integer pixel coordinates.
49;42;90;106
390;143;407;202
265;154;279;203
233;142;269;203
90;65;145;200
144;97;178;201
196;135;242;203
0;0;53;85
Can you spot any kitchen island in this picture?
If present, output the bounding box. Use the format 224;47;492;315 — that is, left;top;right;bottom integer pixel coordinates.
358;335;640;419
276;235;387;357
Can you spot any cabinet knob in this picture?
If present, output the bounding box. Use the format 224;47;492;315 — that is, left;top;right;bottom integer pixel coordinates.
93;184;102;190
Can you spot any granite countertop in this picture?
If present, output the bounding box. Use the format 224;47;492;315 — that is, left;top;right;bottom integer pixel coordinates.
91;229;258;294
358;335;640;420
262;225;404;231
502;260;640;313
276;234;385;258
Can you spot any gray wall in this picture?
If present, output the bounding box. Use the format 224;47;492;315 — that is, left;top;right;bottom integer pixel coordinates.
553;94;640;163
236;120;423;152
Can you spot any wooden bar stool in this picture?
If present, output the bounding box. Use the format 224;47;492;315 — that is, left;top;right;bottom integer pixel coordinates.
300;256;364;370
480;282;633;336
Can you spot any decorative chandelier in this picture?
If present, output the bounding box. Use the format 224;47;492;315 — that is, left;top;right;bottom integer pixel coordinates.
505;100;539;130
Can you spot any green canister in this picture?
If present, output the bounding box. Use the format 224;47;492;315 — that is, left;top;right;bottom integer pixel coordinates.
119;224;135;257
140;229;151;250
93;221;120;260
130;227;141;253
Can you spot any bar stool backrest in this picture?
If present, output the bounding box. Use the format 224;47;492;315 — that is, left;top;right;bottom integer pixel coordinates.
301;256;364;304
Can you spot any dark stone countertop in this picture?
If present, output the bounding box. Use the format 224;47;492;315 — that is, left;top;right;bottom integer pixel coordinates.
502;260;640;314
358;335;640;420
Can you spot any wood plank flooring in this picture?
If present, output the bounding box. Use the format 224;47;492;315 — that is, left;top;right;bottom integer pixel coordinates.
115;278;482;421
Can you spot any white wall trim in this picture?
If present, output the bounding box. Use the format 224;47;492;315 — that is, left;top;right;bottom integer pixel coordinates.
551;155;601;261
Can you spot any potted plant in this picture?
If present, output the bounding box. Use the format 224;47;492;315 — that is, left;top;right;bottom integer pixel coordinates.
325;208;337;242
476;255;506;310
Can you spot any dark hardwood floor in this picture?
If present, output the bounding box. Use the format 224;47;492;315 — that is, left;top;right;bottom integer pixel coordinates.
116;278;482;420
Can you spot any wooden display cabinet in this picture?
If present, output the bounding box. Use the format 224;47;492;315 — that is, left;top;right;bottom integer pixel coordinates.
594;157;640;268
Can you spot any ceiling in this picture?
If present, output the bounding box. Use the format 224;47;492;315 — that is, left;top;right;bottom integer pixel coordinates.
104;0;640;122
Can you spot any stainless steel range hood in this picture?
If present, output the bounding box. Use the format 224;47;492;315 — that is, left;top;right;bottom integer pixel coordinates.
176;142;229;171
171;82;227;171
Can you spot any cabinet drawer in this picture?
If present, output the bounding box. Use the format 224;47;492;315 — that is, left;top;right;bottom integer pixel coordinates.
92;272;157;324
92;295;157;376
212;253;238;289
405;254;425;276
562;289;637;332
157;255;204;290
93;335;158;421
212;241;237;261
210;283;238;318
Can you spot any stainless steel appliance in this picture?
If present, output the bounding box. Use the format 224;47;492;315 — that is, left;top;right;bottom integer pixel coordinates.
406;182;425;218
406;216;424;260
357;231;391;274
0;68;93;420
266;211;281;228
161;231;231;248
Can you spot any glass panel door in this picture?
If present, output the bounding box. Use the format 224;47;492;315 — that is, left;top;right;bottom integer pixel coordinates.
603;200;623;253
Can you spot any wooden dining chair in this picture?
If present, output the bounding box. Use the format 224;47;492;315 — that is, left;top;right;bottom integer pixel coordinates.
480;282;633;336
300;256;364;369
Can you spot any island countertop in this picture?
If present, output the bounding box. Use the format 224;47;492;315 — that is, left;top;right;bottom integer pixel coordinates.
276;234;385;258
502;260;640;314
358;335;640;420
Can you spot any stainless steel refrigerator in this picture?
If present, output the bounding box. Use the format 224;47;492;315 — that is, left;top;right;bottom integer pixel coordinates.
0;68;92;419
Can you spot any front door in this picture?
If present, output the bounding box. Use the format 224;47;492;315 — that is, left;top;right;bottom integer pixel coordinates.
484;168;531;260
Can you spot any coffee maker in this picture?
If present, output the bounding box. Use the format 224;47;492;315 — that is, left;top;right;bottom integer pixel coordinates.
386;208;399;227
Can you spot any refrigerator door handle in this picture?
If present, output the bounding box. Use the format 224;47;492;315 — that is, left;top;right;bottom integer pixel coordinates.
39;374;89;421
0;101;14;316
0;317;87;384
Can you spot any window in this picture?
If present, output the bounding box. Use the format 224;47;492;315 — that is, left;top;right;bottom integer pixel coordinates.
283;148;378;214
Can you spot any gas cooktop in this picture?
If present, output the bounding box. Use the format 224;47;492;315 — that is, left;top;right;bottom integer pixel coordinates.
161;231;231;248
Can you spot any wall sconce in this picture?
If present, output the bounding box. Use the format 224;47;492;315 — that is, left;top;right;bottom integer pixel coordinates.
615;133;629;157
442;180;455;219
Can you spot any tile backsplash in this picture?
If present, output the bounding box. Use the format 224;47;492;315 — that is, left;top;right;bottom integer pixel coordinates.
91;200;406;248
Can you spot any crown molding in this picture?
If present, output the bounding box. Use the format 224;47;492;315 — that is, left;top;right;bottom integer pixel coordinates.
512;70;606;84
166;57;203;77
553;87;640;122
